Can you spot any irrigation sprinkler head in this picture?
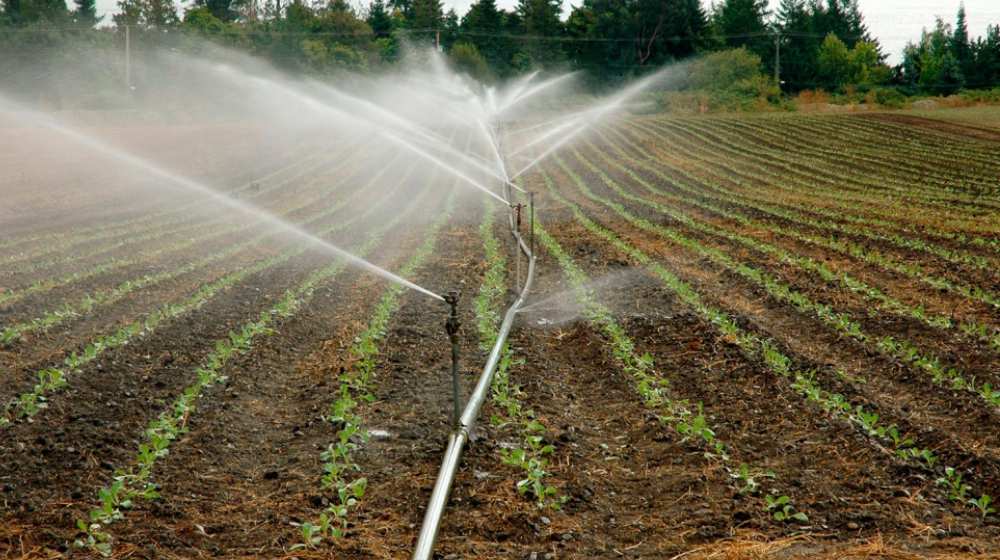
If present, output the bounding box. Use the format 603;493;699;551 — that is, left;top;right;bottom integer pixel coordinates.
529;192;535;258
444;290;461;339
444;289;462;430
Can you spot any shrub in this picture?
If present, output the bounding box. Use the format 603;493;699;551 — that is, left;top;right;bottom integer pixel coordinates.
660;49;783;113
450;42;491;82
872;87;907;108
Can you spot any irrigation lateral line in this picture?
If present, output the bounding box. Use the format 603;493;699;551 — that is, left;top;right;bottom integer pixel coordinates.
412;152;537;560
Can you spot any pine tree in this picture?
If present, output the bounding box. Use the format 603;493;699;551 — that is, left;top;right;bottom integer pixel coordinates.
388;0;411;20
951;4;975;85
408;0;441;44
516;0;564;68
114;0;144;27
73;0;101;25
462;0;512;75
18;0;69;22
1;0;20;24
634;0;708;63
972;25;1000;87
440;8;458;49
410;0;440;29
775;0;815;90
193;0;238;22
565;0;629;81
712;0;772;71
145;0;178;28
367;0;392;37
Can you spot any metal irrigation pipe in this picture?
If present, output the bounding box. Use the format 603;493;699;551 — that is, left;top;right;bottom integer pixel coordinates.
413;192;537;560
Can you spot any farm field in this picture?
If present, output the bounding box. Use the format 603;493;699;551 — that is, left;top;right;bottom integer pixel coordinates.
907;105;1000;134
2;110;1000;560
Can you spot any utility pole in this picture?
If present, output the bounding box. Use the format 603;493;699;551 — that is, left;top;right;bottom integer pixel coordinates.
436;30;441;51
125;25;131;91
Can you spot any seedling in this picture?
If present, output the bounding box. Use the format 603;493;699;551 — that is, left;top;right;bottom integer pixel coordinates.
969;494;996;518
765;495;808;523
937;467;971;502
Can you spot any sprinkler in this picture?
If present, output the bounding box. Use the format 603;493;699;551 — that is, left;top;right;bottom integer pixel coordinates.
529;192;535;258
444;290;462;430
513;202;524;290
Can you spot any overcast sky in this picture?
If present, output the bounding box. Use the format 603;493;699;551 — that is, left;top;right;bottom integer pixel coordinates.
92;0;1000;64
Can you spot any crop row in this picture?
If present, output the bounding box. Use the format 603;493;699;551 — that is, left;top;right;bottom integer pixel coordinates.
637;118;1000;223
646;118;1000;255
555;153;1000;411
0;148;379;310
681;116;1000;208
598;126;1000;314
636;120;997;272
0;158;407;427
532;176;810;522
0;143;330;257
76;159;427;556
473;199;561;509
297;180;456;548
718;117;1000;194
612;122;994;242
538;164;995;521
579;141;1000;356
636;117;1000;225
0;149;342;271
0;150;392;347
799;116;1000;172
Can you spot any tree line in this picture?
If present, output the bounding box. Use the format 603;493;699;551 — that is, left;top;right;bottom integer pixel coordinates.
2;0;999;96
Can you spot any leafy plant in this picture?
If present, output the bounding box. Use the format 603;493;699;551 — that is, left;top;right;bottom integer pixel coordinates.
765;495;809;523
938;467;972;502
969;494;996;518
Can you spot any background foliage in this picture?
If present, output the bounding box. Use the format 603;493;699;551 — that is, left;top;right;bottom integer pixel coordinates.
1;0;999;108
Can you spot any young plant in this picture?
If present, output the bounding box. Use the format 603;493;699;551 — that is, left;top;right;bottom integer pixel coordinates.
938;467;972;503
969;494;996;518
765;495;809;523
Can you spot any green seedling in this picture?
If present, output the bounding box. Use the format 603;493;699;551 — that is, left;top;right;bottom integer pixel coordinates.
969;494;996;518
765;494;809;523
938;467;972;502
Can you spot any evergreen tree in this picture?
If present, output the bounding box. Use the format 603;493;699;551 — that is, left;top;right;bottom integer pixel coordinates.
775;0;815;90
634;0;708;63
565;0;629;80
976;25;1000;87
516;0;564;68
18;0;69;22
367;0;392;37
193;0;240;22
1;0;20;24
145;0;178;27
911;18;965;93
712;0;772;70
408;0;441;43
951;4;975;84
410;0;440;28
73;0;101;25
114;0;144;26
388;0;411;20
440;8;458;49
461;0;515;75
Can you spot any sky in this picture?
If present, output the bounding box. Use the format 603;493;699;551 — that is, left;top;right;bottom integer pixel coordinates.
92;0;1000;64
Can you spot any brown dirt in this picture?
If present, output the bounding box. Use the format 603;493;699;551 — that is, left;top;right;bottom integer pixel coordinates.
861;114;1000;143
3;116;1000;560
